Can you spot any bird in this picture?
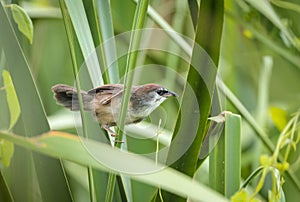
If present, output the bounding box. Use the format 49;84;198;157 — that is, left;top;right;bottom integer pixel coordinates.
52;83;177;136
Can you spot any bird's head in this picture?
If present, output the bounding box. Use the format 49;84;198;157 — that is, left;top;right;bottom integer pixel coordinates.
130;84;177;118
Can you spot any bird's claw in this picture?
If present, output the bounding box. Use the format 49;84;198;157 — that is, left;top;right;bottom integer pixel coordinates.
102;125;124;143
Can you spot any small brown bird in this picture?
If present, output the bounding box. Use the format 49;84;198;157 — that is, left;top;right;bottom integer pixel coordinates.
52;83;177;135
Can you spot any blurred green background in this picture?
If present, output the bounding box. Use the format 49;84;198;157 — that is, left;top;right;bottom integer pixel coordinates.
1;0;300;201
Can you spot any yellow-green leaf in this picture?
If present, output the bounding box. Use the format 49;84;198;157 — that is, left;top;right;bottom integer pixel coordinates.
260;154;272;166
10;4;33;44
269;106;288;131
231;189;248;202
231;189;262;202
296;130;300;143
0;139;14;167
2;70;21;130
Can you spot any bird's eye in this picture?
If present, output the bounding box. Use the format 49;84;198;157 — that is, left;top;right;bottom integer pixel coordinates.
156;89;168;96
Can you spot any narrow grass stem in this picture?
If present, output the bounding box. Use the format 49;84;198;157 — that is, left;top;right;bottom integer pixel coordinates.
106;1;149;201
115;0;149;145
284;112;300;161
59;1;96;201
105;174;117;202
91;0;110;84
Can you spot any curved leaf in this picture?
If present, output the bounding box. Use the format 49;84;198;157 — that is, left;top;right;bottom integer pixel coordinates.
10;4;33;44
2;70;20;130
0;139;14;167
0;130;228;202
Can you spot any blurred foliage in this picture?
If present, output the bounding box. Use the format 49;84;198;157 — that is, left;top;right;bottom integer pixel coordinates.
0;0;300;201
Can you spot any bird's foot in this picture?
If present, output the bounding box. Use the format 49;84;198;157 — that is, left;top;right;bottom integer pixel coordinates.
103;125;117;137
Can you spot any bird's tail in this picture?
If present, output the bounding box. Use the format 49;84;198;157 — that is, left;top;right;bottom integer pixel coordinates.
52;84;94;111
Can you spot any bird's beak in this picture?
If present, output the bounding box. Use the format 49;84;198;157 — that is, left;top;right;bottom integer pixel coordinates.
163;90;178;97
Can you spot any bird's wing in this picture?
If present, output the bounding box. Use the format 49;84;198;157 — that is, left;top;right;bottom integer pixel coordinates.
87;84;124;105
88;84;124;94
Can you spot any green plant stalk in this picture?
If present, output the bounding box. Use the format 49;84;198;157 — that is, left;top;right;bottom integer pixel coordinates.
224;113;241;197
271;111;300;164
271;0;300;14
64;0;103;86
158;0;224;201
105;0;149;201
155;119;162;165
188;0;199;28
284;112;300;161
92;0;110;84
166;0;188;90
83;0;110;84
105;174;115;202
251;56;273;183
272;117;295;163
82;1;121;199
95;0;119;83
209;112;241;198
241;166;264;189
218;79;274;152
250;167;269;200
257;56;272;133
59;1;96;201
115;0;149;143
209;123;225;194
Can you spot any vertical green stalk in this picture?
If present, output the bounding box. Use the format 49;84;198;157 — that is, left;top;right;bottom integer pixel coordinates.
84;0;110;84
95;0;120;83
209;120;225;194
224;113;241;197
105;1;149;202
188;0;198;28
59;1;96;201
157;0;224;201
209;112;241;198
64;0;103;87
115;0;149;144
92;0;110;84
218;79;275;152
283;112;300;161
166;0;188;90
252;56;273;178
